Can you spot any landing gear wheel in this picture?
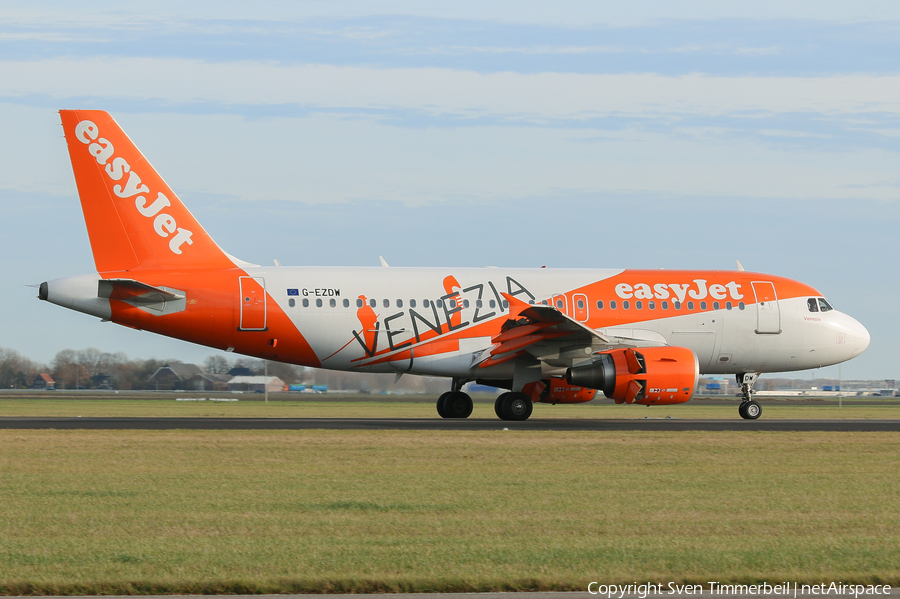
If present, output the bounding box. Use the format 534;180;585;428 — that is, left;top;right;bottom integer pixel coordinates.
742;400;762;420
443;391;473;419
494;393;507;418
736;373;762;420
498;392;533;421
436;392;452;418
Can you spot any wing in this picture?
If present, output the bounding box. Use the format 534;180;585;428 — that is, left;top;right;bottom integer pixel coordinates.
476;293;666;370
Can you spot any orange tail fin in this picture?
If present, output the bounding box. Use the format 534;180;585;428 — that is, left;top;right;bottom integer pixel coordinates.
60;110;237;273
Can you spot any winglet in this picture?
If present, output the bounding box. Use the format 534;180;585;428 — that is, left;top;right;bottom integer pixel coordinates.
59;110;237;273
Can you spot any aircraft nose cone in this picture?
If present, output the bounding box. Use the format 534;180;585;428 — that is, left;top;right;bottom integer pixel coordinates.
843;314;870;357
853;320;870;356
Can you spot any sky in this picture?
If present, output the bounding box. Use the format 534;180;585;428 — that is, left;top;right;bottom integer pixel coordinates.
2;1;898;381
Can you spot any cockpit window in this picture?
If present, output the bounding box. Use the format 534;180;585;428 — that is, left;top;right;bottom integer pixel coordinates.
807;298;819;312
818;298;834;312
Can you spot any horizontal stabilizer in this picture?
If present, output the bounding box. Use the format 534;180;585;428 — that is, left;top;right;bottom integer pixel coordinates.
98;279;186;315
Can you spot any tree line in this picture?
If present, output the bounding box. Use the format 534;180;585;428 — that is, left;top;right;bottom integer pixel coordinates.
0;346;447;393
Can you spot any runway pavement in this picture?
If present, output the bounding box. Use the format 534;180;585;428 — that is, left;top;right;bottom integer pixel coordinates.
1;416;899;431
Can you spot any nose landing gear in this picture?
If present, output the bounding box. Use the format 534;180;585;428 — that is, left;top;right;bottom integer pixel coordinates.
737;372;762;420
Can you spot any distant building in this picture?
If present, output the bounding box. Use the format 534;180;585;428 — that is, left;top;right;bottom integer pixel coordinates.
704;376;730;395
32;373;56;390
148;363;230;391
92;373;113;390
227;375;284;393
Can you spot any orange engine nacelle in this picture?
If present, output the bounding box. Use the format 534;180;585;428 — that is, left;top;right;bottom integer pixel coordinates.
522;378;597;404
565;346;699;405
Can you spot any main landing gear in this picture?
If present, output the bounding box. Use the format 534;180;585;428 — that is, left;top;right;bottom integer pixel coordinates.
494;392;533;421
435;381;536;421
436;379;473;418
737;372;762;420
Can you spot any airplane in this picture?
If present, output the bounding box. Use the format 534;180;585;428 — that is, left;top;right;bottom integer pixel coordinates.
39;110;870;420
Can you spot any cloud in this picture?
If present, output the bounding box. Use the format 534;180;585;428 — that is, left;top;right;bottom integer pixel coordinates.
2;15;900;76
4;58;900;122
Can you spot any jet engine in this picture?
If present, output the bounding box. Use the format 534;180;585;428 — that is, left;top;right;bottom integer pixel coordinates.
522;378;597;404
565;347;699;405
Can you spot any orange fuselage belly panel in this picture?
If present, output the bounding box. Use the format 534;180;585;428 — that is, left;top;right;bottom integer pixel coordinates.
105;269;321;367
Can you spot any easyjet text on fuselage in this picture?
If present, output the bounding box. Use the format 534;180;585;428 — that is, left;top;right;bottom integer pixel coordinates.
615;279;744;303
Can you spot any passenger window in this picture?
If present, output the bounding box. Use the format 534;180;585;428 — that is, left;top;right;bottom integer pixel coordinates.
303;299;309;308
635;301;642;310
397;299;403;308
316;299;323;307
369;299;376;308
674;301;681;310
464;299;470;308
687;301;694;310
597;300;604;309
818;298;833;312
726;301;732;310
739;302;745;310
410;299;416;308
450;299;457;308
648;301;655;310
489;300;496;308
623;301;630;310
289;298;295;308
808;298;819;312
437;300;444;308
343;299;350;308
502;300;509;308
476;300;482;308
713;301;719;310
577;299;585;309
329;299;336;307
662;301;668;310
383;299;389;308
700;301;707;310
541;300;548;305
423;299;429;308
356;298;363;308
610;300;617;310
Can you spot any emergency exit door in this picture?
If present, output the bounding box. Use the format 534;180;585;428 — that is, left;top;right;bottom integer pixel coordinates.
239;276;267;331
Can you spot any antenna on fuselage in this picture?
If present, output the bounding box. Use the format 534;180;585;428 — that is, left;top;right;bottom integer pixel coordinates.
379;256;389;267
736;260;745;271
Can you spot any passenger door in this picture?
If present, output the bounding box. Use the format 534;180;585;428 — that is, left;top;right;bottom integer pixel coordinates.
751;281;781;334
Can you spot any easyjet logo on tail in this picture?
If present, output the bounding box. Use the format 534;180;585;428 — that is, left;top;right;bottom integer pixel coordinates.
615;279;744;302
73;120;194;255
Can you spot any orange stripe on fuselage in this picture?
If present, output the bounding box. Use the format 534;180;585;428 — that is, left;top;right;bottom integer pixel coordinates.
569;270;820;329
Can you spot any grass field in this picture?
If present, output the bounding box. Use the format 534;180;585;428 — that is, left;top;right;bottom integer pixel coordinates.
1;429;899;594
1;393;899;419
